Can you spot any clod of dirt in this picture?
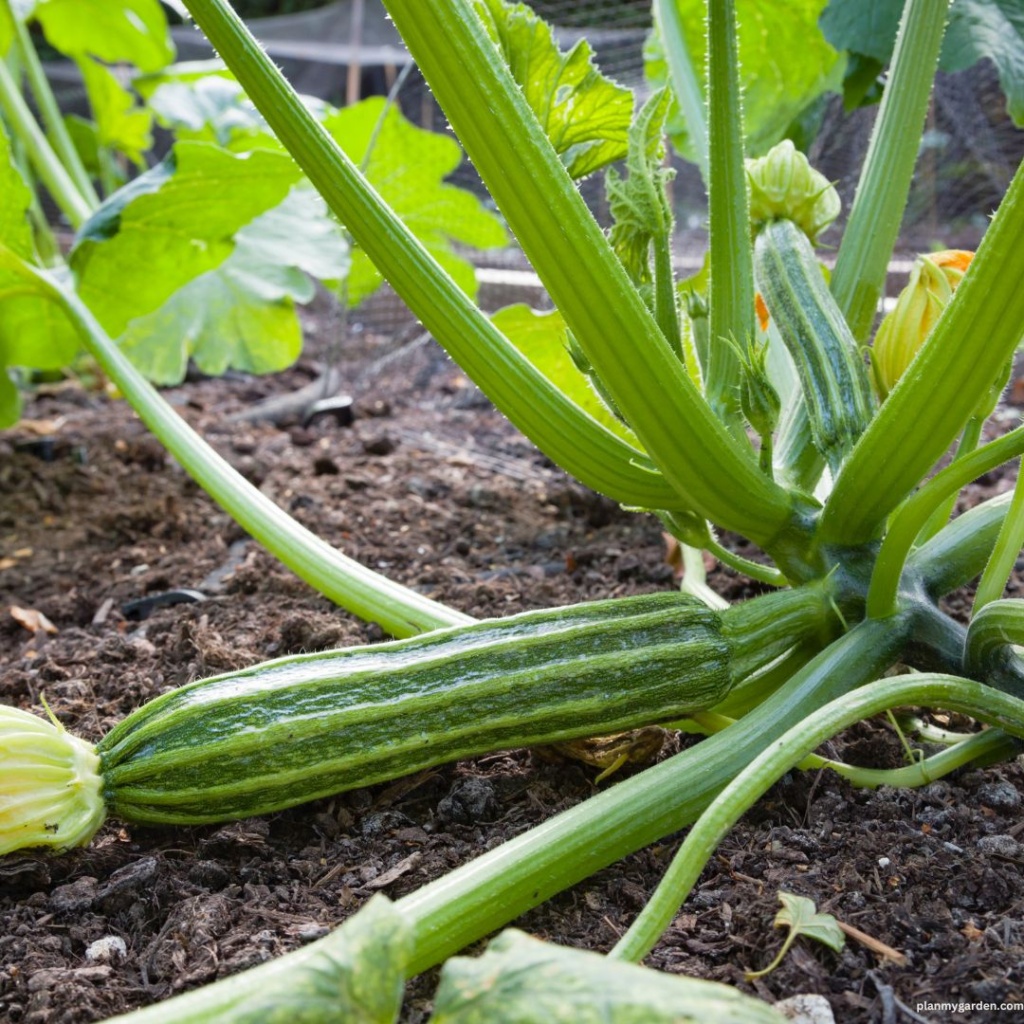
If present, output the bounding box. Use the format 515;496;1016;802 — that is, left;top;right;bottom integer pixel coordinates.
437;777;499;824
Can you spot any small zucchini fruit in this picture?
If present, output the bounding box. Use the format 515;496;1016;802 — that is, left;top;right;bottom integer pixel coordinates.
0;588;828;855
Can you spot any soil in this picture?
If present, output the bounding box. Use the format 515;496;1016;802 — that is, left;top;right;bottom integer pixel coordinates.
2;309;1023;1024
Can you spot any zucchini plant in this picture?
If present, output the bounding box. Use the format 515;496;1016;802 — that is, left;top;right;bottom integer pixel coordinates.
3;0;1024;1019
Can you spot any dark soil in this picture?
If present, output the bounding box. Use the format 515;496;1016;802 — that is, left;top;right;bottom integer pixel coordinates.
2;315;1023;1024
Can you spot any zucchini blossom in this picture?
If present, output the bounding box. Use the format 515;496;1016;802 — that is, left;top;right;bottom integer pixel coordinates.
870;249;974;399
746;140;840;245
0;703;105;855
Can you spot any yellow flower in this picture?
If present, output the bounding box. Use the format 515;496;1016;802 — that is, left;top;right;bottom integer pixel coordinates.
870;249;974;399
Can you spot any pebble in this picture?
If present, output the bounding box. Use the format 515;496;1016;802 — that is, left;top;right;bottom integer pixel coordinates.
976;780;1021;812
976;834;1022;858
776;993;836;1024
84;936;127;963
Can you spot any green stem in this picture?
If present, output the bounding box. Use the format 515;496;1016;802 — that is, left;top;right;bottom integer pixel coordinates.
973;461;1024;612
2;0;99;207
611;674;1024;962
370;0;798;548
703;0;751;429
867;425;1024;618
775;394;826;495
918;415;984;542
653;230;681;356
691;710;1013;787
965;599;1024;678
829;0;950;342
911;491;1012;597
27;265;471;636
821;160;1024;545
178;0;688;516
396;618;905;974
704;533;787;588
0;59;90;228
653;0;708;183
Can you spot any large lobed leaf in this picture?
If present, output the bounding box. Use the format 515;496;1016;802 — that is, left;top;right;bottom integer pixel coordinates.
117;188;349;384
71;142;302;338
429;930;786;1023
647;0;844;162
472;0;634;179
320;98;507;306
821;0;1024;124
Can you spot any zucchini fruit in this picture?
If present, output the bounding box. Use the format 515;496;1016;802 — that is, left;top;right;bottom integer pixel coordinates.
1;589;828;854
754;218;875;474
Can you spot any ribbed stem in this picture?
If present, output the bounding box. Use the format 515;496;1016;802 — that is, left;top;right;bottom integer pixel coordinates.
0;60;91;228
973;462;1024;612
371;0;799;547
178;0;689;514
867;425;1024;618
704;0;751;428
830;0;951;341
653;0;708;182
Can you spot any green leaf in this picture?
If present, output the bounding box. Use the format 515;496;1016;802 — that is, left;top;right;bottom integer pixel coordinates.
942;0;1024;124
471;0;633;178
117;187;348;384
822;0;1024;122
775;891;846;952
77;56;153;165
429;929;786;1023
33;0;173;71
231;895;409;1024
140;68;267;146
70;141;303;338
0;132;77;425
320;98;507;305
647;0;844;160
606;88;674;285
491;304;639;445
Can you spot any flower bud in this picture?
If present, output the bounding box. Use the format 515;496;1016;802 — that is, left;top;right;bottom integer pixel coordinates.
870;249;974;399
746;140;841;244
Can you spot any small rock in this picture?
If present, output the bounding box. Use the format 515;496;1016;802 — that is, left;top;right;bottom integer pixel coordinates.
362;435;396;456
776;993;836;1024
976;834;1022;858
85;936;127;963
977;780;1021;812
360;810;414;838
437;777;498;825
188;860;231;890
50;876;99;913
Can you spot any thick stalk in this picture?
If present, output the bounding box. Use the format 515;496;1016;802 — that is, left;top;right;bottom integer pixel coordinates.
703;0;750;428
918;416;983;542
396;618;905;974
867;425;1024;618
2;0;99;206
911;492;1011;597
28;266;472;636
653;0;708;183
0;60;90;228
370;0;799;548
829;0;950;341
611;674;1024;961
178;1;688;515
821;160;1024;545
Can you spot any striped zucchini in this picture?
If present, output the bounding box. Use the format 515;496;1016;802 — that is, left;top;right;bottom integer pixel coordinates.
754;218;875;474
1;588;829;853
